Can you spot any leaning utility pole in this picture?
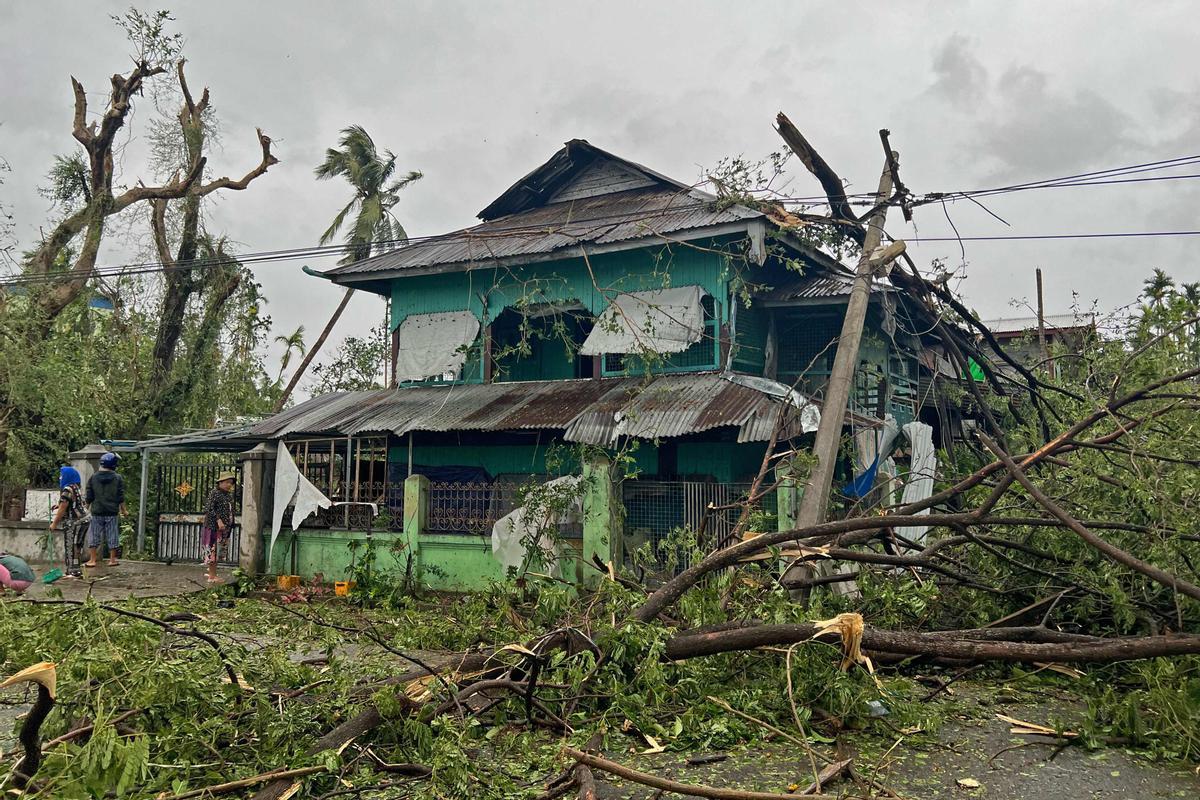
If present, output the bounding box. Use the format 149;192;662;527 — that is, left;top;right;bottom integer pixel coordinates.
774;117;902;545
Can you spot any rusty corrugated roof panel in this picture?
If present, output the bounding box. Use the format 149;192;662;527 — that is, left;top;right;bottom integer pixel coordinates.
324;186;761;279
757;272;895;304
249;373;821;444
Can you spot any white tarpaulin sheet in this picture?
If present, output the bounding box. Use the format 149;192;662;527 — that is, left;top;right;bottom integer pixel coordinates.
269;443;332;570
897;421;936;542
579;285;706;356
723;373;821;433
491;476;582;578
852;414;901;475
394;311;480;382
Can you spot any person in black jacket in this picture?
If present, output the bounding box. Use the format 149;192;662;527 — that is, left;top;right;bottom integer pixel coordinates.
85;453;125;567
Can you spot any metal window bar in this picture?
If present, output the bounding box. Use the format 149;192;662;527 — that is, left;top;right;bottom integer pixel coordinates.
426;479;529;535
620;480;777;578
283;437;403;531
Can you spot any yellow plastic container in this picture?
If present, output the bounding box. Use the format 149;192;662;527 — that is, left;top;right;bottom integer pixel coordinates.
334;581;355;597
276;575;301;591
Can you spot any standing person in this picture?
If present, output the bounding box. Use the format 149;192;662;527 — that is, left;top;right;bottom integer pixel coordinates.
48;465;88;577
85;453;125;568
0;553;36;593
201;472;237;584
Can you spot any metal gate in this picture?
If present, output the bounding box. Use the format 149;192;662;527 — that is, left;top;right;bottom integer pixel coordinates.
154;461;241;565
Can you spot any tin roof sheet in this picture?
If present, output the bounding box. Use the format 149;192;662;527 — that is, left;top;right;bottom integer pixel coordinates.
249;373;821;445
325;186;761;279
757;271;894;304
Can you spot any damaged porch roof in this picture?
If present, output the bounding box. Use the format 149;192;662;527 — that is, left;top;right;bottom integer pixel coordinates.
248;372;821;445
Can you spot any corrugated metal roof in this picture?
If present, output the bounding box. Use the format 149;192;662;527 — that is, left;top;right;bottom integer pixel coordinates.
478;139;694;221
983;314;1096;334
757;271;894;304
325;186;761;279
249;373;821;445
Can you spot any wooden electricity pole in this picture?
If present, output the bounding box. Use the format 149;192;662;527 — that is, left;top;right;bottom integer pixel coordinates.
774;120;901;558
1036;267;1053;378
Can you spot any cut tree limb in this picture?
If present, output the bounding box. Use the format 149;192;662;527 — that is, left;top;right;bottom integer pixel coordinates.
562;747;835;800
664;622;1200;663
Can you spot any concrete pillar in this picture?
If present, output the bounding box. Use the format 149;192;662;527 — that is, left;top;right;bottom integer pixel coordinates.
68;444;111;490
775;457;802;534
238;442;275;575
401;474;428;568
581;454;620;586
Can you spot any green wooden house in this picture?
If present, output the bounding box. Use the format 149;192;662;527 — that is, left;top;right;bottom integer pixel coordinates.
242;140;961;587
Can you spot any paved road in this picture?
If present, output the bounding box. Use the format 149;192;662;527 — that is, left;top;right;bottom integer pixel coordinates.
19;559;234;602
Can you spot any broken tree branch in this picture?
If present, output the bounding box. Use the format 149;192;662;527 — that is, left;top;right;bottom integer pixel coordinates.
978;433;1200;603
563;747;835;800
664;622;1200;663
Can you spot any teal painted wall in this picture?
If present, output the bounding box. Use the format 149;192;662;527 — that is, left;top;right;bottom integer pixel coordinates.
676;442;769;483
731;303;770;374
387;444;560;477
389;243;737;383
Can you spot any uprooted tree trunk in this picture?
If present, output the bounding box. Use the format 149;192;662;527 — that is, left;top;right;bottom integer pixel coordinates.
664;622;1200;663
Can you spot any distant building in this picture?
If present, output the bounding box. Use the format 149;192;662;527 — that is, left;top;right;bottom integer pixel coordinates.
982;313;1096;378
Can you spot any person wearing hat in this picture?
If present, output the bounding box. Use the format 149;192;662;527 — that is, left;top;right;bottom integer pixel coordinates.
49;464;88;577
201;471;237;583
85;452;125;567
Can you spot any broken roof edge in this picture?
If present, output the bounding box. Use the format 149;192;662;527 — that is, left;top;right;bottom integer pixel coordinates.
321;218;768;287
477;139;697;221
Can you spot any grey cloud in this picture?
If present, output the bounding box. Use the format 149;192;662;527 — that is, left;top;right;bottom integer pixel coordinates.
4;0;1200;389
929;34;989;107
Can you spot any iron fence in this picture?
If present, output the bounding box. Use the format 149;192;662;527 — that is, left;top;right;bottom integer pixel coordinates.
621;480;778;576
157;518;241;566
427;480;529;535
153;460;241;565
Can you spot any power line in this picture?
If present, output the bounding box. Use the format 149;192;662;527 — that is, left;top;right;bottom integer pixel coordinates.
0;197;723;288
7;152;1200;289
912;230;1200;243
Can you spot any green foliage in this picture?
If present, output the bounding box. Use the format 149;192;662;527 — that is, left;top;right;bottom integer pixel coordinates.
308;323;389;394
0;270;276;486
38;153;91;211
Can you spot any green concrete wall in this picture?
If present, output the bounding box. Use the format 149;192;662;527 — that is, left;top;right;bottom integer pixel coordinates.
264;529;516;590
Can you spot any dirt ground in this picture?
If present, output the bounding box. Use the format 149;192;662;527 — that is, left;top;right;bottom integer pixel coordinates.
3;575;1199;798
591;685;1200;798
19;558;233;602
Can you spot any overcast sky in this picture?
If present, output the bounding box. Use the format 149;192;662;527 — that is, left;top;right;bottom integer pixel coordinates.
3;1;1198;391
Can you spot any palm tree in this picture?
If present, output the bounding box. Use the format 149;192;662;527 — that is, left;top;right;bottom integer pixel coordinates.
275;126;421;409
274;325;307;383
316;125;423;262
1143;268;1175;309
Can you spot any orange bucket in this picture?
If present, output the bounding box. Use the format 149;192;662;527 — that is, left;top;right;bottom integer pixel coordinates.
276;575;301;591
334;581;356;597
